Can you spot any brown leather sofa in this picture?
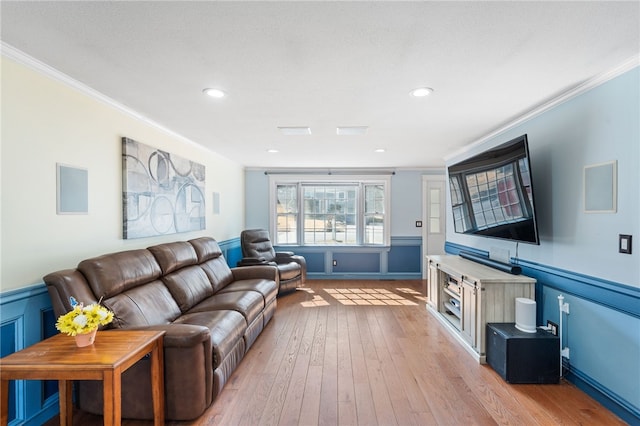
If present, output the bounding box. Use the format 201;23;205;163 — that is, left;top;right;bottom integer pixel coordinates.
43;237;278;421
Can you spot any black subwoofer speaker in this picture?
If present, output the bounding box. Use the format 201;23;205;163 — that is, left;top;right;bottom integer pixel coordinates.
486;323;560;384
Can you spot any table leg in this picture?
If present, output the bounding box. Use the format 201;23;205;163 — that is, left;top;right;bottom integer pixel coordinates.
1;379;8;426
58;380;73;426
103;369;121;426
150;338;165;426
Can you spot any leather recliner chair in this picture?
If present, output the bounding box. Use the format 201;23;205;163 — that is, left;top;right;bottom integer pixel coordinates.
237;229;306;295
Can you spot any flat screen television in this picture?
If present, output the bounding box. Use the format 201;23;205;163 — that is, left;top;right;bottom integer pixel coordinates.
447;134;540;245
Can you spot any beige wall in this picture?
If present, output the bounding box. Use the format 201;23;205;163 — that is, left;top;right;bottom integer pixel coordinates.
1;56;245;291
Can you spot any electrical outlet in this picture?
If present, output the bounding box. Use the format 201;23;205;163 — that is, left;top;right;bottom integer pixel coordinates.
547;320;558;336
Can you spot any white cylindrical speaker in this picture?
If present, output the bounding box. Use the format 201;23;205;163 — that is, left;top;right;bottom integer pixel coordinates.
515;297;536;333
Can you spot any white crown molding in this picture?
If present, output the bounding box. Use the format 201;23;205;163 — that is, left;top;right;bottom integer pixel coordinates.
1;41;207;152
445;54;640;162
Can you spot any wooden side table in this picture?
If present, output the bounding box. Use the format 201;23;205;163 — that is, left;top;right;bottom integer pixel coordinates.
0;330;165;426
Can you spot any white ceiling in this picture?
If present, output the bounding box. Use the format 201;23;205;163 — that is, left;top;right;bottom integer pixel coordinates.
1;1;638;169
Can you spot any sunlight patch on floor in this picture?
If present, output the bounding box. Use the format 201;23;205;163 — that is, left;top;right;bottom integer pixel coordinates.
298;288;330;307
300;294;331;307
323;288;419;306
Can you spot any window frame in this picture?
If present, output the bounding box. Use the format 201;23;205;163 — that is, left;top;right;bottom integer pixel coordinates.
269;174;391;247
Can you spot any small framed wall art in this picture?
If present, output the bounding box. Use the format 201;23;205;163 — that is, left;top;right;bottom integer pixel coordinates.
212;192;221;215
57;163;89;215
584;160;617;213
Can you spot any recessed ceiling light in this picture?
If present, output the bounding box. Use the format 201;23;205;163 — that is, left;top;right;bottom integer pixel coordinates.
337;126;368;136
203;88;226;98
374;148;386;153
278;127;311;135
410;87;434;97
267;149;279;153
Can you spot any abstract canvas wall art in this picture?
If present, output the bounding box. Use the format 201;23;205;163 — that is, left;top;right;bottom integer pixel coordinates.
122;137;206;239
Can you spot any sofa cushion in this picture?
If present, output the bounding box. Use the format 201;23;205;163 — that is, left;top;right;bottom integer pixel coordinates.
218;279;278;306
188;291;265;326
103;280;181;328
162;265;214;312
173;310;246;368
199;258;235;293
148;241;198;275
189;237;222;262
189;238;234;292
78;249;161;299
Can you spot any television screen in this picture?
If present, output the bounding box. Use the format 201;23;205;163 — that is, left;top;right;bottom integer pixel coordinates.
447;134;540;245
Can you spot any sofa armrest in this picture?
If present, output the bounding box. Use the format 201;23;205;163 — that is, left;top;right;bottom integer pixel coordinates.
127;323;210;348
231;264;278;282
276;254;307;284
275;251;295;258
122;323;214;419
44;269;100;318
275;252;305;266
237;257;271;267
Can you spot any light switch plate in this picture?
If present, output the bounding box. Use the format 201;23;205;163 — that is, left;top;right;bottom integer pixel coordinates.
619;234;632;254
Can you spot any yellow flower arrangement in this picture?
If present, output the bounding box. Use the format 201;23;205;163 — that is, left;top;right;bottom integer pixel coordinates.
55;297;114;336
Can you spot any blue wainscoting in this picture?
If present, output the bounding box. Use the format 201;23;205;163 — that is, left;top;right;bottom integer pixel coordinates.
300;252;325;274
0;285;59;425
219;237;242;267
0;237;242;426
276;236;422;279
0;322;18;423
445;242;640;425
388;242;422;273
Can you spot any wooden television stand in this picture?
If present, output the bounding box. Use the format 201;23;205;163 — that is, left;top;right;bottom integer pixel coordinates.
426;254;536;363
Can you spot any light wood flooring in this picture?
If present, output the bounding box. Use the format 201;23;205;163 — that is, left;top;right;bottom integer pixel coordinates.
47;280;625;425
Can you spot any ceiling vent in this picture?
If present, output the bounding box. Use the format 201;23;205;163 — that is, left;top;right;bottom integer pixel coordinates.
278;127;311;135
337;126;368;135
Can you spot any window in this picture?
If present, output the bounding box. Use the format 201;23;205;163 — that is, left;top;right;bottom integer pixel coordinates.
429;187;441;233
303;184;357;244
363;184;385;244
270;175;390;246
276;184;298;244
